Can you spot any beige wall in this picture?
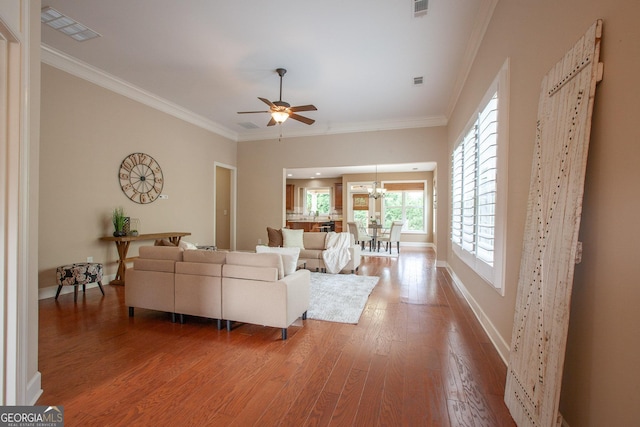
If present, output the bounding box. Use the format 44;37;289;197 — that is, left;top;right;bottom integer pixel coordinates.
237;127;448;253
447;0;640;425
39;65;236;289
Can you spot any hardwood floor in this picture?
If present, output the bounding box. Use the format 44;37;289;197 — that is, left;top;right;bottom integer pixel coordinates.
37;248;515;426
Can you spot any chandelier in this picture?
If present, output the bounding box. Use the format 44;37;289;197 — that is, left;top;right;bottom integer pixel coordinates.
368;165;386;199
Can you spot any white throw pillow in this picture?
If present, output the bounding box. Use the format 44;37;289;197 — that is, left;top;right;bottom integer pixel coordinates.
256;246;300;276
281;228;305;249
178;240;198;250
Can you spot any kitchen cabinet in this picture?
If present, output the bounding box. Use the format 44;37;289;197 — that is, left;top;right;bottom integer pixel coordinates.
286;220;343;233
334;183;343;210
286;184;295;211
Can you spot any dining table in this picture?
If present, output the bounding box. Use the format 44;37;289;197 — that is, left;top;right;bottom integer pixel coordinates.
367;223;386;251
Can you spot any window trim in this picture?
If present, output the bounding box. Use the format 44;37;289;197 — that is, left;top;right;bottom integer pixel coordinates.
381;179;428;234
451;59;509;294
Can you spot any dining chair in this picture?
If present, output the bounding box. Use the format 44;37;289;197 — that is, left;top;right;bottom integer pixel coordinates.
347;221;372;250
377;221;404;253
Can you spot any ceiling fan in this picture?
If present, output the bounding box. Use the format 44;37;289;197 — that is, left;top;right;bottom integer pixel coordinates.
237;68;317;126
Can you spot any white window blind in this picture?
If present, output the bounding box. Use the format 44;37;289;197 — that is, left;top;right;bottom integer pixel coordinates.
451;57;507;293
477;93;498;265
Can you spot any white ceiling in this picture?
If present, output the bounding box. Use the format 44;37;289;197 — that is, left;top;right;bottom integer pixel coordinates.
40;0;496;143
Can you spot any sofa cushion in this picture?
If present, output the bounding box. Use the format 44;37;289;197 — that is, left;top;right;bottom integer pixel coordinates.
282;228;305;249
225;252;284;280
256;246;300;276
183;250;227;264
223;264;279;282
134;258;177;273
139;246;184;261
302;232;327;250
299;249;323;260
267;227;283;247
176;262;222;277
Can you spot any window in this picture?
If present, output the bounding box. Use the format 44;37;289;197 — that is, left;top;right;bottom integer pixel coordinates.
451;60;509;292
305;188;330;215
382;182;426;232
352;193;369;227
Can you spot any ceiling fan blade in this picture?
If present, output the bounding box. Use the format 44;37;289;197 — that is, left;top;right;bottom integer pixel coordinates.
237;110;269;114
289;113;315;125
289;104;317;112
267;117;277;126
258;97;276;108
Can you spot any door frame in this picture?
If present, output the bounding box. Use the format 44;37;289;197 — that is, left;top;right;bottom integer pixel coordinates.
213;162;237;251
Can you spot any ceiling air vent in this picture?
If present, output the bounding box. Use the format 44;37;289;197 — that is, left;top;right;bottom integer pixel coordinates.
414;76;424;85
238;122;260;130
414;0;428;17
41;6;101;41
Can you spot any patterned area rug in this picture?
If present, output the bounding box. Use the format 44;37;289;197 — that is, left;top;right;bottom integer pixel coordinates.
307;272;379;324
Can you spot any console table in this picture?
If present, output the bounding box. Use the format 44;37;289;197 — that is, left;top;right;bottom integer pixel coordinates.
100;232;190;285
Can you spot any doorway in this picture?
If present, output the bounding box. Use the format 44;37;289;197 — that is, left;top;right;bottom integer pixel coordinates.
214;162;236;251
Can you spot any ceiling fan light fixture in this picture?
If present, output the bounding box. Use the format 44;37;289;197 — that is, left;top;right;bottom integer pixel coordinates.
271;111;289;124
237;68;316;127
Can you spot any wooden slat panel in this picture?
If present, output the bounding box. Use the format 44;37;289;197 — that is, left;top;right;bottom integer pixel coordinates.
504;20;603;427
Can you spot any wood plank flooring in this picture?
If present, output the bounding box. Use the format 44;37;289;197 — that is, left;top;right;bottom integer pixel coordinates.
37;248;516;426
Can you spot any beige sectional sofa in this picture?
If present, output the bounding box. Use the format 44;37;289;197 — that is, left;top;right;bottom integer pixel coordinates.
267;228;361;273
125;246;310;339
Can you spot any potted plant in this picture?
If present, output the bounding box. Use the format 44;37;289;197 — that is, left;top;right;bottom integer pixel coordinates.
112;207;127;237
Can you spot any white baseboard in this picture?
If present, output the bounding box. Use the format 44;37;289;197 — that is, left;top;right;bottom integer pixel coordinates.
27;372;42;405
399;242;435;248
445;264;510;364
38;274;116;300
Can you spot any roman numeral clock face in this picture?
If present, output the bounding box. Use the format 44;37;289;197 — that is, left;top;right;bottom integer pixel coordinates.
118;153;164;204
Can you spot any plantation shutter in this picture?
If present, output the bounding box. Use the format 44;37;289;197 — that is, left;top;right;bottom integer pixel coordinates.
451;146;463;246
476;92;498;265
461;128;477;253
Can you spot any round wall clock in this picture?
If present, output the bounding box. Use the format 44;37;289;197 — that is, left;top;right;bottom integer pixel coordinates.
118;153;164;204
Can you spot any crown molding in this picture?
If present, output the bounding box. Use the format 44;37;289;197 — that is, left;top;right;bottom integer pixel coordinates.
446;0;499;118
41;44;448;144
237;115;448;142
40;44;239;142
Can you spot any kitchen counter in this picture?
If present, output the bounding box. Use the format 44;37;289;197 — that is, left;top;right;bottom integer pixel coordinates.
286;220;343;232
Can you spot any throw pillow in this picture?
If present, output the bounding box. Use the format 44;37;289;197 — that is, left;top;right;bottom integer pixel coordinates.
281;228;305;249
178;240;198;250
256;246;300;276
267;227;283;247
